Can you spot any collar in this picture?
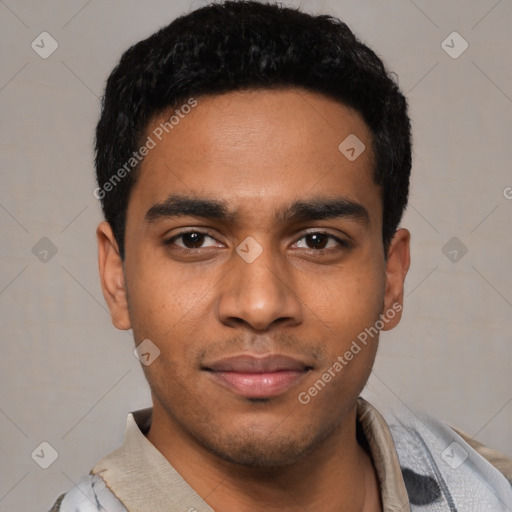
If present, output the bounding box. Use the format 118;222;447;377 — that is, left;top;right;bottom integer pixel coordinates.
91;397;410;511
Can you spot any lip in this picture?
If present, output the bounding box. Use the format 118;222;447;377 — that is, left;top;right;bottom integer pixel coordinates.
203;354;312;399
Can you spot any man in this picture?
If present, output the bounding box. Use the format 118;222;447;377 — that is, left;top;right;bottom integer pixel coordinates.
50;1;512;510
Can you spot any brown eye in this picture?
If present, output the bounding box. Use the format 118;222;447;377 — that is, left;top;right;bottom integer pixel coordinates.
181;232;205;248
294;232;346;251
165;231;220;250
305;233;329;249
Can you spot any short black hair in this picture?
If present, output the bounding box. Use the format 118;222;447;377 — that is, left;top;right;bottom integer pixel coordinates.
95;0;411;259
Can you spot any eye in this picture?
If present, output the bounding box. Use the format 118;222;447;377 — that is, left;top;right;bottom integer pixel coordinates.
165;231;221;249
293;232;347;251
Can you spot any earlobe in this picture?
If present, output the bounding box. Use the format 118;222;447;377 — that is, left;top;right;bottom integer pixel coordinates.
382;228;410;331
96;221;132;330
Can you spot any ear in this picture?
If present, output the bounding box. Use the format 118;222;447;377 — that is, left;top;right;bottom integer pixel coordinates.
97;221;131;330
381;228;410;330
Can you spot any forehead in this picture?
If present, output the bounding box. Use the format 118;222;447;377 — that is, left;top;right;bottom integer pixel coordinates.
128;88;381;226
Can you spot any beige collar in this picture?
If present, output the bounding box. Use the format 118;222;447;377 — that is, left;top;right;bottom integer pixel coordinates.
91;397;410;511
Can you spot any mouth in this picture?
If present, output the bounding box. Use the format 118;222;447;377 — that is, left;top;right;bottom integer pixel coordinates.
202;354;313;399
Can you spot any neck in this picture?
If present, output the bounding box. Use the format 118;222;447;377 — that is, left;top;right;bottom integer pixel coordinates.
146;403;382;512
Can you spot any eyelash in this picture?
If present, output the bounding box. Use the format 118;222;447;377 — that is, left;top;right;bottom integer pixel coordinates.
163;230;350;253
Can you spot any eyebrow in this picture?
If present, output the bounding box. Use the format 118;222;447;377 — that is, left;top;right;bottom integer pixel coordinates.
145;194;370;225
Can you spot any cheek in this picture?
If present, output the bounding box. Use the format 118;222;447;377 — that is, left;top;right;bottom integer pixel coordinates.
301;281;383;409
307;260;385;336
125;249;204;329
301;262;385;394
125;264;217;372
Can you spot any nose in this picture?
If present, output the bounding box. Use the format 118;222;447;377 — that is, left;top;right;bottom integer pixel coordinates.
216;240;303;332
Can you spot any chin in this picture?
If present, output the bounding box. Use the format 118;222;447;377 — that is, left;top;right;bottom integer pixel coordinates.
192;419;334;468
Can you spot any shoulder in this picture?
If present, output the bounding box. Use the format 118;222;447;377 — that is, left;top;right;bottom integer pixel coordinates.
451;426;512;485
48;473;127;512
385;406;512;508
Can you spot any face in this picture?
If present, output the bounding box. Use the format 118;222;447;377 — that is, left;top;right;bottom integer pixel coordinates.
98;88;410;467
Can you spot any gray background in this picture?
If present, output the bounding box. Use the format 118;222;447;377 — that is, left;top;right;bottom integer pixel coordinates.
1;0;511;510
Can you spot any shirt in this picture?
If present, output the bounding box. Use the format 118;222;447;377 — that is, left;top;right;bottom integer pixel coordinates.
50;397;512;511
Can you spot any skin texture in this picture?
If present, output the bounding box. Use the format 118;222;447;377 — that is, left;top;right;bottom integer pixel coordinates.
97;88;410;512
